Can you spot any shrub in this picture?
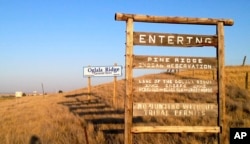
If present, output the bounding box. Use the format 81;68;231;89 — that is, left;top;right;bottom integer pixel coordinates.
58;90;63;93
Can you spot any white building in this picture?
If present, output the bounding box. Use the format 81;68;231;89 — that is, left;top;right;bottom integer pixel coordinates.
15;91;23;98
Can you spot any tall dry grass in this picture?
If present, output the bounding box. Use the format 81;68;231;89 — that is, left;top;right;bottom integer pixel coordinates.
0;95;88;144
0;65;249;144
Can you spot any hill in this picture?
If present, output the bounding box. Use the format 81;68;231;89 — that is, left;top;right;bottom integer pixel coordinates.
0;65;249;144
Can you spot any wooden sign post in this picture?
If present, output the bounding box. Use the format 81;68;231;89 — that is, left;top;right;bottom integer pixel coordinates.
88;76;91;100
115;13;233;144
113;63;117;107
124;18;134;144
88;65;91;100
217;22;226;144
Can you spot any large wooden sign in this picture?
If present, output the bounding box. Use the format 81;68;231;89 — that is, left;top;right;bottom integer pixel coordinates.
133;55;217;69
133;32;218;47
133;103;218;117
115;13;233;144
134;78;218;93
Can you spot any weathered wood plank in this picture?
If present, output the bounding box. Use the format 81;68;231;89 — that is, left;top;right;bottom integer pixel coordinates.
133;55;217;69
134;86;217;93
133;103;218;117
134;78;218;85
131;126;221;133
115;13;234;26
134;78;218;93
133;32;218;47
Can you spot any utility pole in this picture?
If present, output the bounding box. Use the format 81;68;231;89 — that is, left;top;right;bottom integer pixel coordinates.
41;83;45;97
242;56;247;66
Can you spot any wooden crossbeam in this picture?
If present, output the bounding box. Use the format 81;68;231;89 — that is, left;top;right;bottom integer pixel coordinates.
115;13;234;26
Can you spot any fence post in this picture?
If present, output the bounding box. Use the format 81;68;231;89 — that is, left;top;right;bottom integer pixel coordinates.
246;72;249;89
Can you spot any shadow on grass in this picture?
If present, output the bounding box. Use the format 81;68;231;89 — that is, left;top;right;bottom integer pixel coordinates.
59;93;148;144
77;109;124;116
69;105;108;111
102;129;124;134
64;92;92;98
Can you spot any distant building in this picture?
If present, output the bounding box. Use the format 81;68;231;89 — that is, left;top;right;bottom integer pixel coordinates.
33;91;37;96
15;91;23;98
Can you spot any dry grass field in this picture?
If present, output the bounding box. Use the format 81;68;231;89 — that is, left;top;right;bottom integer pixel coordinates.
0;65;249;144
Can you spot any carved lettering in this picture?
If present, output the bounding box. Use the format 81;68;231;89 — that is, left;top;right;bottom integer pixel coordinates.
133;103;217;117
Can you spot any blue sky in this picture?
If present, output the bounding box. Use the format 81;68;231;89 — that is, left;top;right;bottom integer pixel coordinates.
0;0;249;93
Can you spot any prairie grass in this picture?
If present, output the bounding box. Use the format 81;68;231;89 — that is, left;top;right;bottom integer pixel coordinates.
0;65;249;144
0;95;88;144
0;96;15;103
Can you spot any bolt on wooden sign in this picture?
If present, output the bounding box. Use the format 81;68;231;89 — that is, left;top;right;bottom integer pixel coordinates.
83;66;122;77
133;55;217;69
133;103;218;117
134;78;218;93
